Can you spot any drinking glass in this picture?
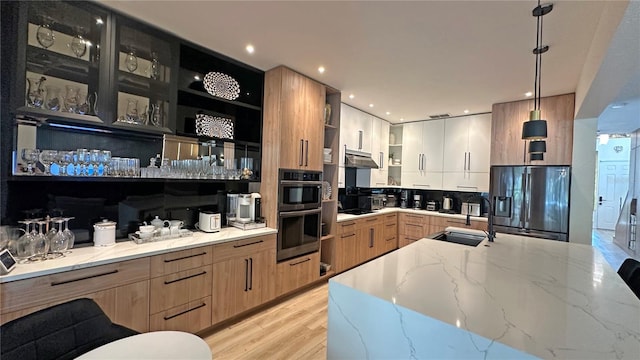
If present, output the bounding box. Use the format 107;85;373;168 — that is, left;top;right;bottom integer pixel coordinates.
26;76;46;108
125;50;138;72
48;218;68;257
76;148;89;176
110;157;121;177
125;99;139;124
62;217;75;252
44;85;62;111
101;150;111;176
39;150;58;175
36;23;55;49
63;85;80;113
90;149;101;176
21;148;40;175
29;221;49;261
58;151;74;176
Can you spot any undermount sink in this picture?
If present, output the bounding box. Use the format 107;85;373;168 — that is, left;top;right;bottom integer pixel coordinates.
428;230;485;247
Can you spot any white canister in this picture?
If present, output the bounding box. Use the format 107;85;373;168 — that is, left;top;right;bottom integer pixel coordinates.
93;219;117;247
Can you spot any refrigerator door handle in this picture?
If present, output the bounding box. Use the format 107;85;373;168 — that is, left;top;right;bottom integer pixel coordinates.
519;171;527;229
524;172;532;229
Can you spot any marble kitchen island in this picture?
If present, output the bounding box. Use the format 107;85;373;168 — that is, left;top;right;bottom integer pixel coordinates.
327;233;640;359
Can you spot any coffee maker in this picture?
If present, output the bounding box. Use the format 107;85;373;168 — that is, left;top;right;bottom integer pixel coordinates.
250;192;262;222
413;194;422;209
400;190;411;209
237;194;252;223
226;193;239;224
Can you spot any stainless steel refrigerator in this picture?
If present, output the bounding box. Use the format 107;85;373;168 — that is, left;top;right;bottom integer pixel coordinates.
490;166;571;241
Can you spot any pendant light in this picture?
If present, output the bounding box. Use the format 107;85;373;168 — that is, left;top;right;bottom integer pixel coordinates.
522;1;553;141
529;140;546;154
530;153;544;161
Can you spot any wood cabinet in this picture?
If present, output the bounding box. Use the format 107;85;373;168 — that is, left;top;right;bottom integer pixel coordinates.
212;235;276;324
0;258;150;332
335;215;398;273
149;246;213;333
382;213;398;254
402;120;445;189
335;220;359;272
357;216;384;262
442;113;492;192
276;252;320;296
491;93;575;166
398;213;430;248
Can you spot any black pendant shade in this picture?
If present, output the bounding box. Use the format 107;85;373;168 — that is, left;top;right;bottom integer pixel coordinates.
522;120;548;140
530;153;544;161
529;140;547;154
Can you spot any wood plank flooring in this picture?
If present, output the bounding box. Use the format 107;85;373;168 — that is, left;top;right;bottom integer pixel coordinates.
202;283;328;360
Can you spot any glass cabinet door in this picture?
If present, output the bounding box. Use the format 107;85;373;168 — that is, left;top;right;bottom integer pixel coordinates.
22;1;108;123
113;17;174;132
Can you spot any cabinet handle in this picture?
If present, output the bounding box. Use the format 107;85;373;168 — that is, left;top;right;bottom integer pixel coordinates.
164;271;207;285
233;239;264;248
422;154;426;171
290;258;311;266
248;257;253;290
464;152;468;171
299;139;304;166
369;228;374;248
468;152;471;171
341;232;356;238
380;151;384;169
305;140;309;166
51;269;118;286
163;303;206;320
456;185;477;190
163;251;207;263
342;222;356;226
386;223;395;227
244;259;249;291
358;130;363;150
366;218;377;222
418;154;421;171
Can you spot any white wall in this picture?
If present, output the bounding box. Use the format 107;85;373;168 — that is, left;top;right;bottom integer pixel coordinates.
597;137;631;161
569;118;598;244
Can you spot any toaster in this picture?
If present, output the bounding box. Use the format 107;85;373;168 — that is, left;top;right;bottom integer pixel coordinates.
198;211;221;232
426;200;440;211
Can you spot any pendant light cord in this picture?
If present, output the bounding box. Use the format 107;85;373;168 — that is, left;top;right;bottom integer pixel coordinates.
534;0;541;111
538;13;544;111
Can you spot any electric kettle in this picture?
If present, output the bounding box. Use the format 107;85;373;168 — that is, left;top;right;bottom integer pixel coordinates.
443;196;453;211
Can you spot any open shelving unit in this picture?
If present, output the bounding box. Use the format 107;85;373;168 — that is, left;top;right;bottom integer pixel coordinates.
388;125;403;186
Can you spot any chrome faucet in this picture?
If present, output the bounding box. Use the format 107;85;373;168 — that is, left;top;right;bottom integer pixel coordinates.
465;195;496;242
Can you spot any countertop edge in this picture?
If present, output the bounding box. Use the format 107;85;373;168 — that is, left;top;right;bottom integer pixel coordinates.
336;208;488;222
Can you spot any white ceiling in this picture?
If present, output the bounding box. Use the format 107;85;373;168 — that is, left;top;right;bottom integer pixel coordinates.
100;0;627;126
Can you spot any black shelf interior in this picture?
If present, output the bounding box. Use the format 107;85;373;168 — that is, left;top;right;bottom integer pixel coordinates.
117;71;171;101
26;46;97;84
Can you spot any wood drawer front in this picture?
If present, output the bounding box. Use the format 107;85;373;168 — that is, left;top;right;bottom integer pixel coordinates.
399;213;426;225
149;296;212;333
150;246;212;277
384;222;397;240
360;215;381;228
276;252;320;296
384;214;397;223
149;265;212;314
212;235;276;263
1;258;150;314
403;223;425;239
399;235;420;248
338;221;358;236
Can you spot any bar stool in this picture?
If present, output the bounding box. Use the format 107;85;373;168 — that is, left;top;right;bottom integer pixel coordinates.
618;258;640;299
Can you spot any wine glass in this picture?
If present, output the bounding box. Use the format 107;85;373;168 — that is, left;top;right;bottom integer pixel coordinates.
125;49;138;72
62;217;75;252
48;218;67;258
36;22;55;49
69;28;88;58
14;221;34;262
30;220;49;261
149;51;160;79
39;150;58;175
21;148;40;175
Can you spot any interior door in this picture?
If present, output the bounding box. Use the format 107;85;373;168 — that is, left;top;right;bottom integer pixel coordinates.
596;161;630;230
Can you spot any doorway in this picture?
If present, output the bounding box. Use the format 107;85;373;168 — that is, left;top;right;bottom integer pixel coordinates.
594;136;631;231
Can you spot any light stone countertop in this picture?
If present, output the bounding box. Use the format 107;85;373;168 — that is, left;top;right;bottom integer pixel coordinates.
336;207;488;222
327;233;640;359
0;227;277;283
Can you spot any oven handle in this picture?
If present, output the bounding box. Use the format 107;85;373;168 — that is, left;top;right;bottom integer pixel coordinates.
279;180;323;186
278;208;322;217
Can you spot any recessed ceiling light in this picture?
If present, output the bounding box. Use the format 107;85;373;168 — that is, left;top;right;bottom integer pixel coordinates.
245;44;254;54
611;103;627;109
463;109;469;114
400;118;404;121
386;111;391;115
525;91;533;97
318;66;325;74
194;75;201;81
349;94;355;99
95;17;104;25
369;104;374;108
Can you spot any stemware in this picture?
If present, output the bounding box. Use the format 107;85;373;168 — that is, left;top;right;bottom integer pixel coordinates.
125;50;138;72
48;218;68;257
44;85;62;111
30;220;49;261
38;150;58;175
69;28;88;58
21;148;40;175
149;51;160;80
62;217;75;252
15;221;35;261
26;76;46;108
76;148;89;176
90;149;101;176
36;23;55;49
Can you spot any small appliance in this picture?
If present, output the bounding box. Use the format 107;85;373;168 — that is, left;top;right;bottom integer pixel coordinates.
357;195;374;212
400;190;411;209
278;169;322;211
413;194;422;210
93;219;116;247
250;192;262;222
371;194;386;210
426;200;440;211
443;196;453;211
197;211;221;233
386;194;397;207
227;193;239;223
461;202;481;217
237;194;252;223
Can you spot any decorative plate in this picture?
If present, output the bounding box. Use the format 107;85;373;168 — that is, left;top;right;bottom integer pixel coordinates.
322;181;332;200
195;113;234;139
203;72;240;100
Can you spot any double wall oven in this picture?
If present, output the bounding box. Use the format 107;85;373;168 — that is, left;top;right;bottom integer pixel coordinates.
277;169;322;262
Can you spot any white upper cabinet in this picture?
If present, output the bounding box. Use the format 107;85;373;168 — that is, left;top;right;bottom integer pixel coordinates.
442;113;491;192
369;117;390;187
401;120;444;189
340;104;373;157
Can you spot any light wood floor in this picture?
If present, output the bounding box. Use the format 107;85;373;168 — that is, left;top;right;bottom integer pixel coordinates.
202;283;328;360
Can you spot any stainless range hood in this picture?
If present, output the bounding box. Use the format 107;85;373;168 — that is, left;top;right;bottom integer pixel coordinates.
345;149;379;169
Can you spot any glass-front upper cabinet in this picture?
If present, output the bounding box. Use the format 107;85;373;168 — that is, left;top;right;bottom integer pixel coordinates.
19;1;109;124
112;16;176;133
